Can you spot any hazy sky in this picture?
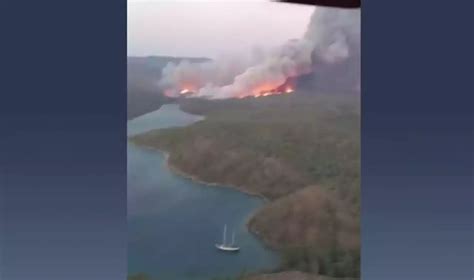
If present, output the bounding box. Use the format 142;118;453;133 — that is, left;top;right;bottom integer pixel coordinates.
127;0;314;58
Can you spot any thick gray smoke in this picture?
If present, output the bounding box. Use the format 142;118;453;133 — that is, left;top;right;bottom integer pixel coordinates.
305;7;360;63
158;7;360;99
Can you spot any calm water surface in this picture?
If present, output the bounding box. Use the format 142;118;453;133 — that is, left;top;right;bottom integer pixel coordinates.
128;104;279;280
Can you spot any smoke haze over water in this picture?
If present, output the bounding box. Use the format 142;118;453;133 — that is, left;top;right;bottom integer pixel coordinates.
158;7;360;99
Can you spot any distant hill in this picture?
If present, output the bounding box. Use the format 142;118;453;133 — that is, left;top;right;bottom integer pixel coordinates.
127;56;209;119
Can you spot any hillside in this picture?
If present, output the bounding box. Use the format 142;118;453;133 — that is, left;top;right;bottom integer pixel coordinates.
127;56;209;119
130;94;360;278
127;53;358;120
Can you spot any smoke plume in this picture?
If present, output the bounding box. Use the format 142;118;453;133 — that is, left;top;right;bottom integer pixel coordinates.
158;7;360;99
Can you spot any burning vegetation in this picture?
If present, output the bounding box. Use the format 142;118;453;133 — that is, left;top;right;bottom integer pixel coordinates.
180;84;295;99
250;79;295;98
158;7;360;100
179;79;296;99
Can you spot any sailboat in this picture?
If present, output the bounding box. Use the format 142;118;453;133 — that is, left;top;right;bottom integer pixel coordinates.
215;224;240;252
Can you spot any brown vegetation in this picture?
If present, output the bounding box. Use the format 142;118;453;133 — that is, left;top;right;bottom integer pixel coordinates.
249;186;359;277
130;94;360;278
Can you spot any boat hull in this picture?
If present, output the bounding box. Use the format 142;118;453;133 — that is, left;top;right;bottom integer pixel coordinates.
215;244;240;252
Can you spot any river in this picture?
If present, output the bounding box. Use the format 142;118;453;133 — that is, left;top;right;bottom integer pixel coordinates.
127;104;279;280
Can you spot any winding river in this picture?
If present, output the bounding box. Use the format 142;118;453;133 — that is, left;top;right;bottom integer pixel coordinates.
127;104;279;280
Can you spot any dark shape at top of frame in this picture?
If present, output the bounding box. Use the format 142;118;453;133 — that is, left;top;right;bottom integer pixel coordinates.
275;0;361;8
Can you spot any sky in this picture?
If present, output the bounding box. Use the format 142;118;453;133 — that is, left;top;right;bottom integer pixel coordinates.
127;0;315;58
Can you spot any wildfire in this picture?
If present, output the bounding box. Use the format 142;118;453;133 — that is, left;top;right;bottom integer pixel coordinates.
180;88;191;94
176;79;295;99
251;78;295;98
253;85;295;98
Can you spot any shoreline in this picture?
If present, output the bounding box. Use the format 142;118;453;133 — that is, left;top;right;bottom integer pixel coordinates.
164;149;280;252
163;150;279;249
129;140;278;252
167;154;269;202
127;105;360;279
128;104;281;259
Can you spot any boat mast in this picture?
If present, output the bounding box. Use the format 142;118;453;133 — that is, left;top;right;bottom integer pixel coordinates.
223;224;227;245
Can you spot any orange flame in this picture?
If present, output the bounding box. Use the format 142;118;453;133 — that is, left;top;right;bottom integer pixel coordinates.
180;88;191;94
177;78;295;99
249;78;295;98
178;83;199;95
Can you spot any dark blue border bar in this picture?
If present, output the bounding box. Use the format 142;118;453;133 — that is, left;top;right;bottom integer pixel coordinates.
362;0;473;279
1;1;127;279
0;0;472;280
